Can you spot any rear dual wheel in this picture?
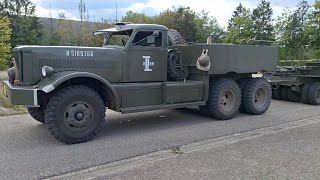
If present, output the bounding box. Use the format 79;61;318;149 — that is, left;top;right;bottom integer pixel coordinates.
200;79;241;120
272;86;301;102
301;83;320;105
241;78;272;115
308;82;320;105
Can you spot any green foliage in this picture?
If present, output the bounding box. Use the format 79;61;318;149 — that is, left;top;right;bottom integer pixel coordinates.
122;11;155;24
276;1;311;60
0;0;44;47
305;0;320;49
225;3;254;44
194;11;225;43
251;0;274;44
54;13;80;46
0;16;12;70
156;7;198;42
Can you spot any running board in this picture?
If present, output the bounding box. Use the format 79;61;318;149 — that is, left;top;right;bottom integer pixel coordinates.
120;101;206;114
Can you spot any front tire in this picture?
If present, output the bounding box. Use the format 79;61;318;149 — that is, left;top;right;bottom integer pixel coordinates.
242;78;272;115
27;107;45;123
45;85;105;144
203;79;241;120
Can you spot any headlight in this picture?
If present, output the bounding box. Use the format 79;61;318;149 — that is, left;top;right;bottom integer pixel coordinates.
41;66;55;77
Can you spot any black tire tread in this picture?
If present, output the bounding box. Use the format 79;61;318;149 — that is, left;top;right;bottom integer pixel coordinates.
243;78;272;115
45;85;105;144
237;77;252;113
205;79;241;120
27;107;45;123
280;86;289;101
301;83;312;104
287;88;301;102
168;29;186;46
308;82;320;105
272;87;282;100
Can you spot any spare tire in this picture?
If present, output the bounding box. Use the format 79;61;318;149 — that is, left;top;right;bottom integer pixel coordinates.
168;29;186;46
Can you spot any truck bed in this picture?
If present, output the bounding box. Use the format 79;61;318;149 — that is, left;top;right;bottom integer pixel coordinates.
174;43;278;74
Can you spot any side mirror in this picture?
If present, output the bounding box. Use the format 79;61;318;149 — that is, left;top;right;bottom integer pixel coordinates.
153;31;160;37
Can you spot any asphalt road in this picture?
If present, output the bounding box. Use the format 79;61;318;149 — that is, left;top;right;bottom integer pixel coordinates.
0;100;319;180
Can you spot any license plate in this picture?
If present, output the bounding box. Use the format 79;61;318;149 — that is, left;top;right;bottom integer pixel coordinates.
3;84;7;97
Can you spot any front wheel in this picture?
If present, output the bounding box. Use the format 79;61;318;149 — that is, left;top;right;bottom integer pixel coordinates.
45;85;106;144
27;107;45;123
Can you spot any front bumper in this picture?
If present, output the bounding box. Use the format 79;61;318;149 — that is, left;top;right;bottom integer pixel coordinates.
2;81;39;107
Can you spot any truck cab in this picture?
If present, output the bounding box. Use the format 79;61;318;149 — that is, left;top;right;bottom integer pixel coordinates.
95;23;169;82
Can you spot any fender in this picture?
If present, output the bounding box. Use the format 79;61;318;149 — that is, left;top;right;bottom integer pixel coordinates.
36;71;119;109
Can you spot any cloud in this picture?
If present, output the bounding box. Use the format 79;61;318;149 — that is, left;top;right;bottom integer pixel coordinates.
31;0;315;28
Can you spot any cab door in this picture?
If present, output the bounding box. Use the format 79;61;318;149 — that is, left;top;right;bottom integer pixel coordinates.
126;30;167;82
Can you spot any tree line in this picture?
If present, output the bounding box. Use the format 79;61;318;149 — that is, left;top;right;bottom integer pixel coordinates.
0;0;319;70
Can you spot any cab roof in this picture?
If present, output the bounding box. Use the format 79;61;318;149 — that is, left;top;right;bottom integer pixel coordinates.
93;23;168;36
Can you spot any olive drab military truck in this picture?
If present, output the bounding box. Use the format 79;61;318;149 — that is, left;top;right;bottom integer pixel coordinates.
3;23;278;144
266;63;320;105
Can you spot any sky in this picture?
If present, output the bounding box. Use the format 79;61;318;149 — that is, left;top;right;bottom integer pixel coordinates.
30;0;316;28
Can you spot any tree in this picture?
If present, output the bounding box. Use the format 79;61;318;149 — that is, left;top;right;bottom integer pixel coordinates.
251;0;274;44
0;16;12;70
228;3;245;30
305;0;320;59
155;7;198;42
122;11;155;24
194;11;225;43
276;1;311;59
225;3;254;44
55;13;79;46
0;0;44;47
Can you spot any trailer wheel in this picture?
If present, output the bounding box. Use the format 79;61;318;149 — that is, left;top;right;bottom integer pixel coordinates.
27;107;45;123
45;85;105;144
287;88;301;102
242;78;271;115
308;82;320;105
272;87;282;100
280;86;289;101
204;79;241;120
301;83;312;104
237;77;251;112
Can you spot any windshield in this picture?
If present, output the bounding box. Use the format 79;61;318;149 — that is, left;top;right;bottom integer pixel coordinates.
103;29;133;47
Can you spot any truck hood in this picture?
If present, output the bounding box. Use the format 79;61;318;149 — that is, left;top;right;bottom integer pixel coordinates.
13;45;126;84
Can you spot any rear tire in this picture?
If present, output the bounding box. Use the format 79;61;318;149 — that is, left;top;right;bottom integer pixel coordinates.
202;79;241;120
27;107;45;123
237;77;251;113
301;83;312;104
308;82;320;105
45;85;105;144
242;78;272;115
280;86;289;101
272;87;281;100
287;88;301;102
